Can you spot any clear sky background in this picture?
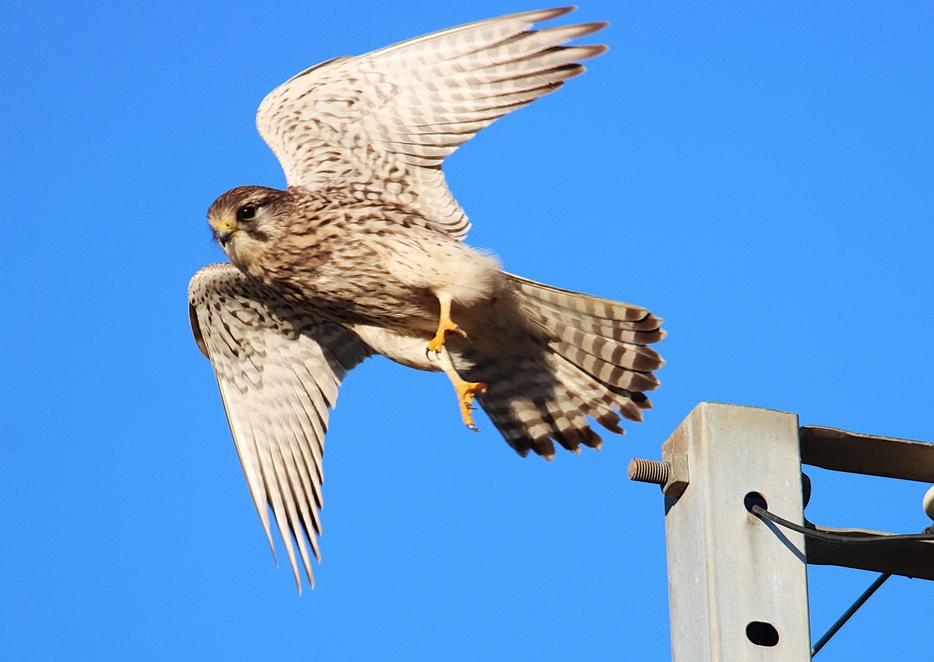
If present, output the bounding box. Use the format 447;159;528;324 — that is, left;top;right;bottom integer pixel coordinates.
2;1;932;660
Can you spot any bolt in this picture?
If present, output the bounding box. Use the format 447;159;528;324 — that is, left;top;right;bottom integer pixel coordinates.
628;458;670;485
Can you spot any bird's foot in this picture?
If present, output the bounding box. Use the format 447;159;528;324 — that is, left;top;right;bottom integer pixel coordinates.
454;379;487;431
427;317;467;356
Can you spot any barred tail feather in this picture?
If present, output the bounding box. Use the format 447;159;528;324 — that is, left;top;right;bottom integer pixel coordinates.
464;274;664;459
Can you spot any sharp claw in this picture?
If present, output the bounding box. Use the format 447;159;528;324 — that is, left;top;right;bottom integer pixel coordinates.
427;318;470;356
453;381;487;430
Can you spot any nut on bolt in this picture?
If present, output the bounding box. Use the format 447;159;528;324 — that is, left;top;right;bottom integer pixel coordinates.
629;456;689;499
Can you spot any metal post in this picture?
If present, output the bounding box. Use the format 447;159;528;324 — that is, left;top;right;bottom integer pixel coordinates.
662;403;811;661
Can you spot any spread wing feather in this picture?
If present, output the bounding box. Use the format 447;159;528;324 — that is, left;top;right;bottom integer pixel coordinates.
256;7;607;240
188;263;372;590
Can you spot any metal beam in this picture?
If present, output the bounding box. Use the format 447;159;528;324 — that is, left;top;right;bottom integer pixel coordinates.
800;425;934;483
805;525;934;579
662;402;811;661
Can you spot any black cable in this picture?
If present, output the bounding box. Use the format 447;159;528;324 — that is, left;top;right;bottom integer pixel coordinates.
751;504;934;657
750;505;934;543
810;573;890;657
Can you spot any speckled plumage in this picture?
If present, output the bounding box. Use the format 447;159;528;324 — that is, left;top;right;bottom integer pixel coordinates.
189;7;665;591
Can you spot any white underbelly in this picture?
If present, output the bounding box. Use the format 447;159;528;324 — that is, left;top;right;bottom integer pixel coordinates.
373;235;504;308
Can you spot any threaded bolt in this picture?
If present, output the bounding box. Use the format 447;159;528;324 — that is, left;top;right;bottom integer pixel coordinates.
628;458;670;485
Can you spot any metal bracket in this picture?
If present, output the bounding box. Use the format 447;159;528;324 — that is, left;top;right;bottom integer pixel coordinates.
629;402;934;661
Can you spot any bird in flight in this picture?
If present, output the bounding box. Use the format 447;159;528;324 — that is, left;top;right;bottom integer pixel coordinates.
189;7;664;591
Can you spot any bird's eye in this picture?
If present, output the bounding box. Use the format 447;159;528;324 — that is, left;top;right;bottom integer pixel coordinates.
237;205;257;221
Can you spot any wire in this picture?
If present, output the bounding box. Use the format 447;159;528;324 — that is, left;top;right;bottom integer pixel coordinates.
750;505;934;543
810;573;890;657
750;504;934;656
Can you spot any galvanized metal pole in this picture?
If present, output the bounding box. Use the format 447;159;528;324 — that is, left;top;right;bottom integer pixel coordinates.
662;403;811;661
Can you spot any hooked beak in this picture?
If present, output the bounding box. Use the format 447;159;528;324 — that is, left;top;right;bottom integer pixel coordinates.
216;223;235;246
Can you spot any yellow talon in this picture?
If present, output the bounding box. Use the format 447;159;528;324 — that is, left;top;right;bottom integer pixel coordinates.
455;379;487;430
429;296;483;428
427;317;467;354
427;294;467;354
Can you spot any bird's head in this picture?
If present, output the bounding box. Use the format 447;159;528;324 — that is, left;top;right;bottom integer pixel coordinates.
207;185;292;271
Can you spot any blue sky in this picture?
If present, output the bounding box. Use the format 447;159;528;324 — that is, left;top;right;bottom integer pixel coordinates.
2;1;932;659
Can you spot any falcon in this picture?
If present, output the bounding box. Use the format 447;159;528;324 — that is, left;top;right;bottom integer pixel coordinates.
189;7;665;591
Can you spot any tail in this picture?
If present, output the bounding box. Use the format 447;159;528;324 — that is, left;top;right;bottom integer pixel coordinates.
464;274;665;459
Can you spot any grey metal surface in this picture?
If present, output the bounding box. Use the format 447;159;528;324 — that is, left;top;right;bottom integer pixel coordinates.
663;403;811;662
660;422;690;499
800;425;934;483
805;525;934;579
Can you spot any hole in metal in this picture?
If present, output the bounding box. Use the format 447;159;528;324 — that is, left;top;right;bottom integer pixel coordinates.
746;621;779;647
744;491;768;513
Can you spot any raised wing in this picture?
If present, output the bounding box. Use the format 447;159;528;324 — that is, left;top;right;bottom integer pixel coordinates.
188;263;372;591
256;7;607;240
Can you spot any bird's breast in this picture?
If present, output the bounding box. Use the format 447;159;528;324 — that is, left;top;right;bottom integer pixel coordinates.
250;208;503;333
